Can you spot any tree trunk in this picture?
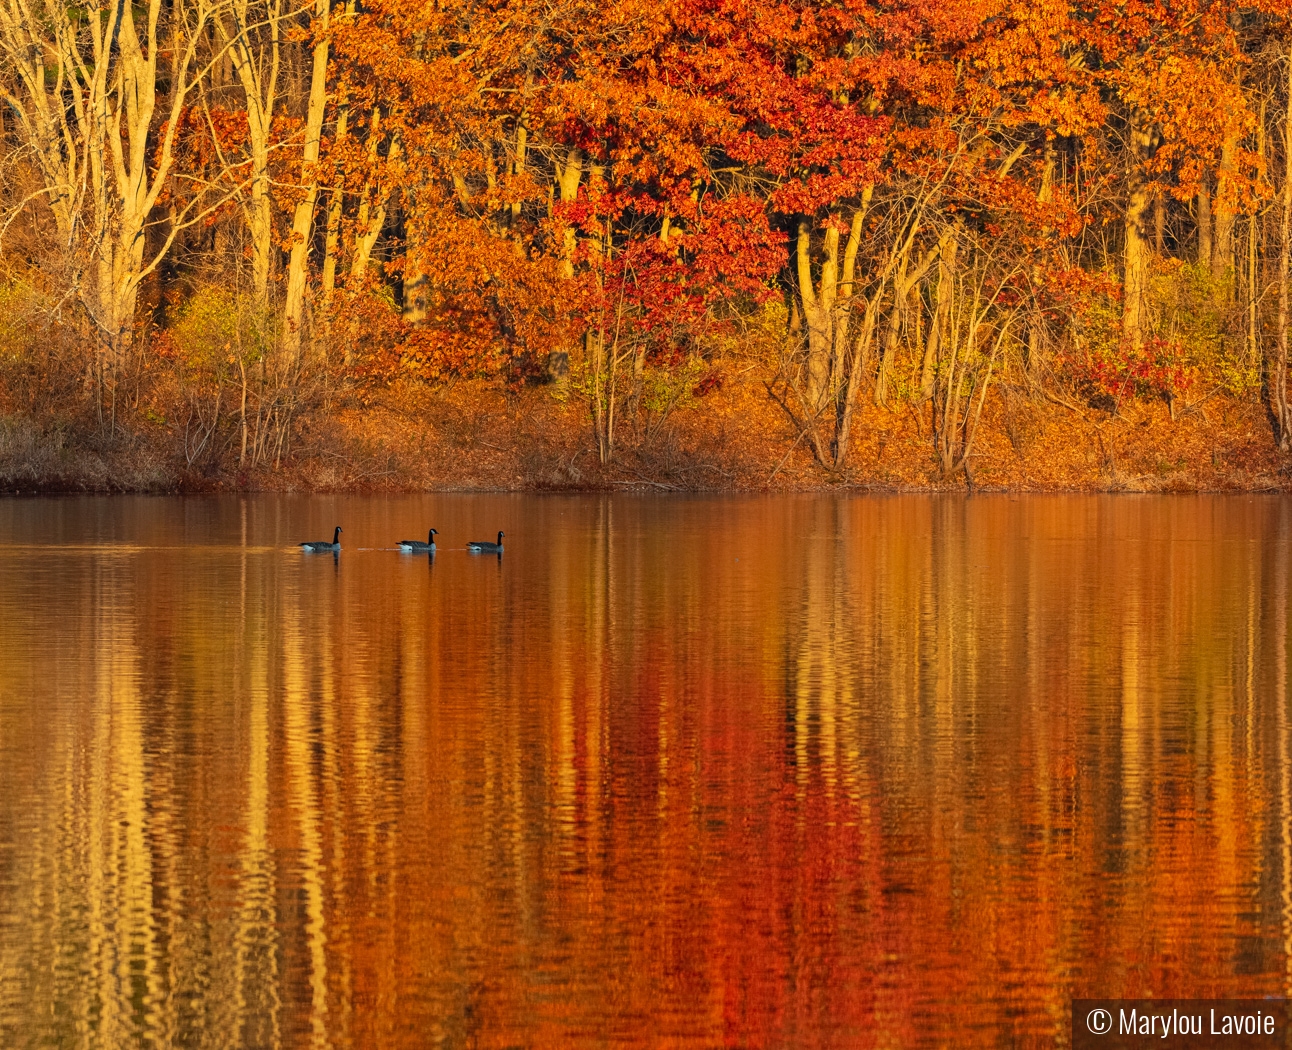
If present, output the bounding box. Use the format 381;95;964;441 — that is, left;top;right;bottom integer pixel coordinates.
247;138;274;310
1198;181;1213;270
1123;116;1155;349
350;116;396;284
874;239;911;407
791;190;872;427
510;121;528;222
1274;47;1292;450
402;193;428;324
2;0;213;382
830;201;867;399
921;237;956;402
797;218;838;410
321;87;349;308
219;0;282;313
282;0;331;362
1251;101;1266;370
557;146;583;278
1213;118;1240;285
876;229;945;406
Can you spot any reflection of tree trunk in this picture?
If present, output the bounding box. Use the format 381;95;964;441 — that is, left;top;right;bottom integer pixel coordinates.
234;596;281;1047
85;566;165;1044
1274;503;1292;997
1119;572;1145;845
281;605;331;1047
789;503;857;794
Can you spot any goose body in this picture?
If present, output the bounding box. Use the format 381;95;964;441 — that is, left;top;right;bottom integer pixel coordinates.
301;526;342;552
399;528;438;553
467;530;505;554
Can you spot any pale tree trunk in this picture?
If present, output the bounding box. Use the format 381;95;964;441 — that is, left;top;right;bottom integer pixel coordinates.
0;0;219;408
282;0;330;362
921;232;958;402
1123;115;1155;349
1250;211;1260;370
1198;182;1213;269
1274;45;1292;450
1027;148;1056;378
1213;116;1241;285
936;293;1016;480
873;234;912;407
793;187;872;420
829;202;867;399
216;0;281;312
774;190;961;471
510;123;528;223
509;77;532;224
555;142;599;451
402;188;428;324
350;117;397;285
557;146;583;278
773;190;886;468
875;228;946;406
320;86;348;308
796;218;838;410
1251;101;1266;370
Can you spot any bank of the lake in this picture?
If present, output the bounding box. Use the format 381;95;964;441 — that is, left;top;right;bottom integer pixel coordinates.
2;371;1287;494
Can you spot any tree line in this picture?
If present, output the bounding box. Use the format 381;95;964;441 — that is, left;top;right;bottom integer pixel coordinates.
2;0;1291;479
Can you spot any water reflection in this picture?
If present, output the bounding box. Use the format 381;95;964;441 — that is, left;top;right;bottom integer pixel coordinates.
0;494;1289;1047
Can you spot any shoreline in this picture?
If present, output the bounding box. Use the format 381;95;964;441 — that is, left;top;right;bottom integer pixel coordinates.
3;374;1288;497
2;477;1290;496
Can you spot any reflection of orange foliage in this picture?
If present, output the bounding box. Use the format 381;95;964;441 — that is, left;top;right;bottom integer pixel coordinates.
2;497;1291;1046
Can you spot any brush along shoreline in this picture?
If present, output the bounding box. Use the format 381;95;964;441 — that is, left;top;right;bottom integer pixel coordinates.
0;377;1286;495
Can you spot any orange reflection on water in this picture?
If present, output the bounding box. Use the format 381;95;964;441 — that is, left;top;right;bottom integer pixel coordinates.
0;494;1289;1048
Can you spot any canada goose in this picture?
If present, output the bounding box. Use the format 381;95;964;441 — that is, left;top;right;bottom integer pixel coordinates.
301;526;342;552
467;530;504;554
399;528;437;553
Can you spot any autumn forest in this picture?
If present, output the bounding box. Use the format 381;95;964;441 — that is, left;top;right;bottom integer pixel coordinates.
4;0;1292;490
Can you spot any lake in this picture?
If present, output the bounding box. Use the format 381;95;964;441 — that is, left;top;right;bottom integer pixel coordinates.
0;493;1289;1048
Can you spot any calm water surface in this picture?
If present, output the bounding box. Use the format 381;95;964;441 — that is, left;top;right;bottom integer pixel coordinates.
0;494;1290;1048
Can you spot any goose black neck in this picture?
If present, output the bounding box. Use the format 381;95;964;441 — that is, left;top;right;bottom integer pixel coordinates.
497;531;504;545
428;529;436;544
332;526;341;544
